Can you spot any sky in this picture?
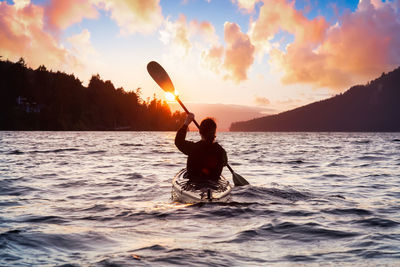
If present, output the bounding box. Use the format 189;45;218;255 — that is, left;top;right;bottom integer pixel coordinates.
1;0;400;129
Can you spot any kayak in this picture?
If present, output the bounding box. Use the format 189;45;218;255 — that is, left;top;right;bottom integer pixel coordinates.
171;169;232;203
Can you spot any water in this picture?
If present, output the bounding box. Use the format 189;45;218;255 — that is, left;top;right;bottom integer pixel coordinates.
1;131;400;266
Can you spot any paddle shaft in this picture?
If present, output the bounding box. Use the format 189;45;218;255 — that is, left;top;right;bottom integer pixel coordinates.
176;96;200;128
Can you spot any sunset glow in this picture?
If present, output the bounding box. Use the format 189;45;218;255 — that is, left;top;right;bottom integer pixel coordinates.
1;0;399;129
165;92;176;101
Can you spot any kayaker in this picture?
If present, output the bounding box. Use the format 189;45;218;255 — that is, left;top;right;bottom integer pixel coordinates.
175;113;227;183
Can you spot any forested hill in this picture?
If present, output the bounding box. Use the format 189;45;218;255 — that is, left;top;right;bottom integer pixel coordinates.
230;66;400;132
0;58;185;130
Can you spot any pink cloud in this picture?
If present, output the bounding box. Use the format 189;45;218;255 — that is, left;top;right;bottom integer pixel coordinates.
201;22;255;83
0;0;165;76
249;0;328;51
249;0;400;90
45;0;98;31
0;1;70;69
223;22;255;82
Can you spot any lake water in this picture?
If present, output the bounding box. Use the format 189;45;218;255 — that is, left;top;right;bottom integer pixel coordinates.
1;131;400;266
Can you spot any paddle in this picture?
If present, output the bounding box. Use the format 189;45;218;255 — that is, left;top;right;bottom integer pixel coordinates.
147;61;249;186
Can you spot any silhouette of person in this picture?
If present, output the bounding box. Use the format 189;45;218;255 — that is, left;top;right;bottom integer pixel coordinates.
175;113;227;183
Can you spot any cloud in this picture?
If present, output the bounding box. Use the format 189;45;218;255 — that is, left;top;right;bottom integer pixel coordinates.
67;29;97;67
201;45;224;73
13;0;30;9
160;14;218;56
0;0;165;77
201;22;255;83
249;0;328;55
254;96;270;106
231;0;261;13
95;0;163;35
66;29;105;83
44;0;163;34
189;20;218;45
248;0;400;90
160;15;192;55
223;22;255;82
0;1;70;69
45;0;98;31
159;14;254;84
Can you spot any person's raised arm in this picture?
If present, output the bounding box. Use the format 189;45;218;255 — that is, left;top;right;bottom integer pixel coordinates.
175;113;195;155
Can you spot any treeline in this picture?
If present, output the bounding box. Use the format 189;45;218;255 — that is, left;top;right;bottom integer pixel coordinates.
0;58;186;130
230;66;400;131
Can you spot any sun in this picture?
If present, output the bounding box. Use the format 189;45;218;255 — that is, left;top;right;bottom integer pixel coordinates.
165;91;178;101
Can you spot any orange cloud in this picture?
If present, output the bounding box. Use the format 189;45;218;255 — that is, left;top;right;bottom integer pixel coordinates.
248;0;400;90
223;22;255;82
96;0;163;34
255;96;270;106
0;0;165;76
44;0;162;34
0;1;70;69
201;22;255;83
45;0;98;31
249;0;328;53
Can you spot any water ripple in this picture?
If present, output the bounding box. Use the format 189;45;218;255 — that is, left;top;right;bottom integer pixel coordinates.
1;131;400;265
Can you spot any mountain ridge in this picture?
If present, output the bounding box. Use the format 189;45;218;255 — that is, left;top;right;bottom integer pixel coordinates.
230;67;400;132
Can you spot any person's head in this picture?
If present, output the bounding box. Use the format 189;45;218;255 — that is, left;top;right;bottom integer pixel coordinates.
200;118;217;143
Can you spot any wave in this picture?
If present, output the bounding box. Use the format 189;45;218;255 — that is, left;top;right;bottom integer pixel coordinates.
322;208;373;216
16;148;81;154
128;245;247;266
352;140;371;144
120;143;144;147
85;150;107;154
230;222;360;243
0;185;38;197
80;204;111;213
17;215;68;224
284;255;315;262
7;150;24;155
322;174;348;178
287;159;305;164
0;228;115;253
234;186;312;202
358;155;387;161
351;218;399;228
126;173;144;179
55;180;88;188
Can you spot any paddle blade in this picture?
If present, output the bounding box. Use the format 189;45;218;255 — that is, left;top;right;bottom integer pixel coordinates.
147;61;175;93
232;171;250;186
